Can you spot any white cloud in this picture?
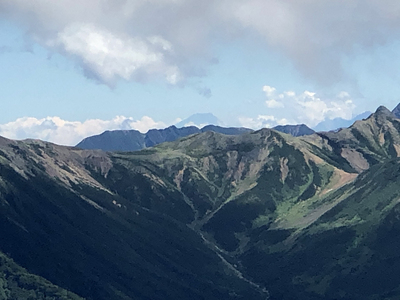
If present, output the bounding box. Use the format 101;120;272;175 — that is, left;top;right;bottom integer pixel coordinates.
263;86;284;108
261;85;356;127
3;0;400;86
338;91;351;98
48;23;180;85
0;116;166;146
222;0;400;83
182;121;209;128
265;99;284;108
238;115;288;129
262;85;276;97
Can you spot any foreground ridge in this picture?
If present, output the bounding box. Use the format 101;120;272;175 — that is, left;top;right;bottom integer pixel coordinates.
1;105;400;299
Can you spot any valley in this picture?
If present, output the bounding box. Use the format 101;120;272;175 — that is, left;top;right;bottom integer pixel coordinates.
1;106;400;299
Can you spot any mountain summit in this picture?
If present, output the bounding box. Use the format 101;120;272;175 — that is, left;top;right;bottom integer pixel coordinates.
273;124;315;136
175;113;221;128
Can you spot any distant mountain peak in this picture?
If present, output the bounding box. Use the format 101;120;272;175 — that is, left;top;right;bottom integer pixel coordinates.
313;111;371;132
175;113;221;128
273;124;315;137
375;105;392;115
372;105;394;124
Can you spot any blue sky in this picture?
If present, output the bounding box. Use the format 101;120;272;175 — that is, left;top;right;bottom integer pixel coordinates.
1;1;400;145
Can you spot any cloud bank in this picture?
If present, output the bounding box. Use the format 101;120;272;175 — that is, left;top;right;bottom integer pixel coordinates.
2;0;400;86
0;86;355;145
240;85;356;129
0;116;166;146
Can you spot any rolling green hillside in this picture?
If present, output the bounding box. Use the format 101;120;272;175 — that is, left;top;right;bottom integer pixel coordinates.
0;106;400;299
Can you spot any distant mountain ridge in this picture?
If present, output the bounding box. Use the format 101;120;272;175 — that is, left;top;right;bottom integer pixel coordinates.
273;124;315;136
3;104;400;299
313;111;372;132
76;125;253;151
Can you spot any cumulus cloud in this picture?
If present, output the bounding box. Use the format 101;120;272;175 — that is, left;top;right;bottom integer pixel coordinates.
260;85;356;127
265;99;284;108
0;0;215;86
0;116;166;146
238;115;288;129
2;0;400;86
181;121;210;128
262;85;276;97
47;23;180;85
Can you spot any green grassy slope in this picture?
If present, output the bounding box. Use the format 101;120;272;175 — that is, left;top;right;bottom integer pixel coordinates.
0;251;83;300
0;106;400;299
240;158;400;299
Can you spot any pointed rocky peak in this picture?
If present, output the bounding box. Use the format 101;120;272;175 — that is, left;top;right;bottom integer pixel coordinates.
253;127;273;136
371;105;394;124
375;105;392;115
392;103;400;118
175;113;221;128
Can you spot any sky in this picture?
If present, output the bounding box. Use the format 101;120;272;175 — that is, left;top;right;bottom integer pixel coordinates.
1;0;400;145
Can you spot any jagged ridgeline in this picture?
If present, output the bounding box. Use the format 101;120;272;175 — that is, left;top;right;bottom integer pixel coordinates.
1;106;400;299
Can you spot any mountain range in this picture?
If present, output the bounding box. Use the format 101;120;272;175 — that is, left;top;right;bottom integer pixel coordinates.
76;113;371;153
272;124;315;136
76;125;253;151
75;124;315;153
313;111;372;132
2;105;400;299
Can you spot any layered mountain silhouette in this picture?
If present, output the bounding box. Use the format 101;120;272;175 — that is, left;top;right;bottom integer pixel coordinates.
76;124;316;152
313;111;372;132
2;105;400;299
76;125;253;151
